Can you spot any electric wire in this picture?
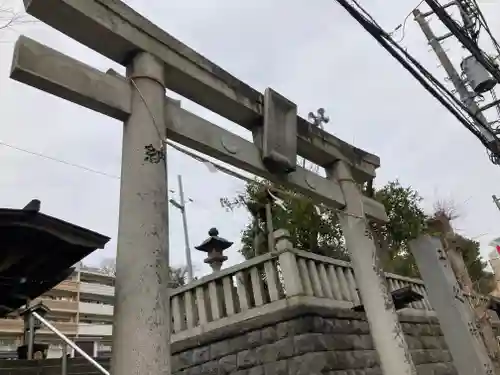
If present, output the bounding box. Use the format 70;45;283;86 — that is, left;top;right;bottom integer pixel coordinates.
0;130;368;222
391;0;425;43
9;71;157;178
0;125;365;219
129;78;163;146
470;0;500;56
8;2;499;209
332;0;498;154
456;0;481;42
341;0;491;132
423;0;500;82
0;140;119;179
350;0;382;28
165;140;365;219
0;120;319;212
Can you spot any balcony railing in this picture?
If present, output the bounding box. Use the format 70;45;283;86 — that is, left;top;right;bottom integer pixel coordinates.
0;319;77;335
170;247;434;342
34;299;78;313
38;322;78;336
53;280;79;293
0;319;24;333
78;302;113;316
77;323;112;337
79;282;114;298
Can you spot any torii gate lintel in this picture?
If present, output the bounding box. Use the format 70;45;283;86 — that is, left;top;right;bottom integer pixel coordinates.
23;0;379;182
10;35;387;222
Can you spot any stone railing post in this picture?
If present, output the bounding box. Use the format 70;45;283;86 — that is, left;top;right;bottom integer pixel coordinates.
274;229;304;297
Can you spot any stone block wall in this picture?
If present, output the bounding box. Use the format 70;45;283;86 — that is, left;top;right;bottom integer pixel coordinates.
171;307;456;375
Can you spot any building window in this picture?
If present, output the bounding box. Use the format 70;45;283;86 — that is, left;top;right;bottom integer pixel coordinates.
79;319;107;325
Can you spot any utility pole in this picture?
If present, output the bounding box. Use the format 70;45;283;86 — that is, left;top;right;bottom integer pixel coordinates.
413;9;496;144
169;175;194;282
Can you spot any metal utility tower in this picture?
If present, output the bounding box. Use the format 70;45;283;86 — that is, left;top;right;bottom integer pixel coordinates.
169;175;194;282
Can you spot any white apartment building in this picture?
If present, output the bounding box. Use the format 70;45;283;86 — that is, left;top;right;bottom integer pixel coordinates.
0;265;115;358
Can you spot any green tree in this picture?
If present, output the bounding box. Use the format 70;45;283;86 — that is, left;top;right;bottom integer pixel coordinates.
220;180;347;260
454;234;494;294
371;180;427;275
220;179;426;269
221;179;494;294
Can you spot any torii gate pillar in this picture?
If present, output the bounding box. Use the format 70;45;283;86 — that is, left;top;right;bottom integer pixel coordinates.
113;52;170;375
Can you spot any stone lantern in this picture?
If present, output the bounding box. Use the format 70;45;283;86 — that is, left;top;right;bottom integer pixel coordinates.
195;228;232;272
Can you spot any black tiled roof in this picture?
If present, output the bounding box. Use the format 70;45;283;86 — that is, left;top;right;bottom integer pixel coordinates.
0;200;110;317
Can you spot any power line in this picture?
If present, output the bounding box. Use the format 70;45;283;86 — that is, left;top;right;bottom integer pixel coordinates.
0;140;119;179
471;0;500;56
165;140;368;219
0;136;262;195
423;0;500;82
331;0;499;160
0;133;259;186
390;0;425;43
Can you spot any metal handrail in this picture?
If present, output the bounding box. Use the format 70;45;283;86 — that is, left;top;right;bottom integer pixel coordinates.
32;311;110;375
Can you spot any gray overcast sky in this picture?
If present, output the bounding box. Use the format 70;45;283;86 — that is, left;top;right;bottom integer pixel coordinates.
1;0;499;277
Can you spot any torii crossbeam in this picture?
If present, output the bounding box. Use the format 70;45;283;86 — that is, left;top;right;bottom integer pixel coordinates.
10;1;417;374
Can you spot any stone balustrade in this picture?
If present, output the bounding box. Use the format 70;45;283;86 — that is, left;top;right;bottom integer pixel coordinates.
170;247;436;342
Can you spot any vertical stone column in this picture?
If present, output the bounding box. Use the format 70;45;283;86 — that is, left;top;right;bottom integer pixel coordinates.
112;52;170;375
327;161;416;375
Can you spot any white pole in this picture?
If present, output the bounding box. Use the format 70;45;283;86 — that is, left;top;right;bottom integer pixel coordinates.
32;312;109;375
177;174;194;282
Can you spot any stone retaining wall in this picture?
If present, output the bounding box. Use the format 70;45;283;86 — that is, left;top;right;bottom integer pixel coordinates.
171;307;456;375
0;306;479;375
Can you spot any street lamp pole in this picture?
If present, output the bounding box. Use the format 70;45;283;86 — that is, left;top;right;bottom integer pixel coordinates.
169;174;194;282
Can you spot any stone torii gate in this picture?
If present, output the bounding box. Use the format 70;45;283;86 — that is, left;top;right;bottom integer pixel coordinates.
10;1;416;374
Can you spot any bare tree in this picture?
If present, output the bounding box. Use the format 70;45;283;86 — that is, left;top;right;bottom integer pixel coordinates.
99;257;117;277
169;266;191;288
0;3;35;32
433;199;461;222
428;200;500;365
97;257;192;288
